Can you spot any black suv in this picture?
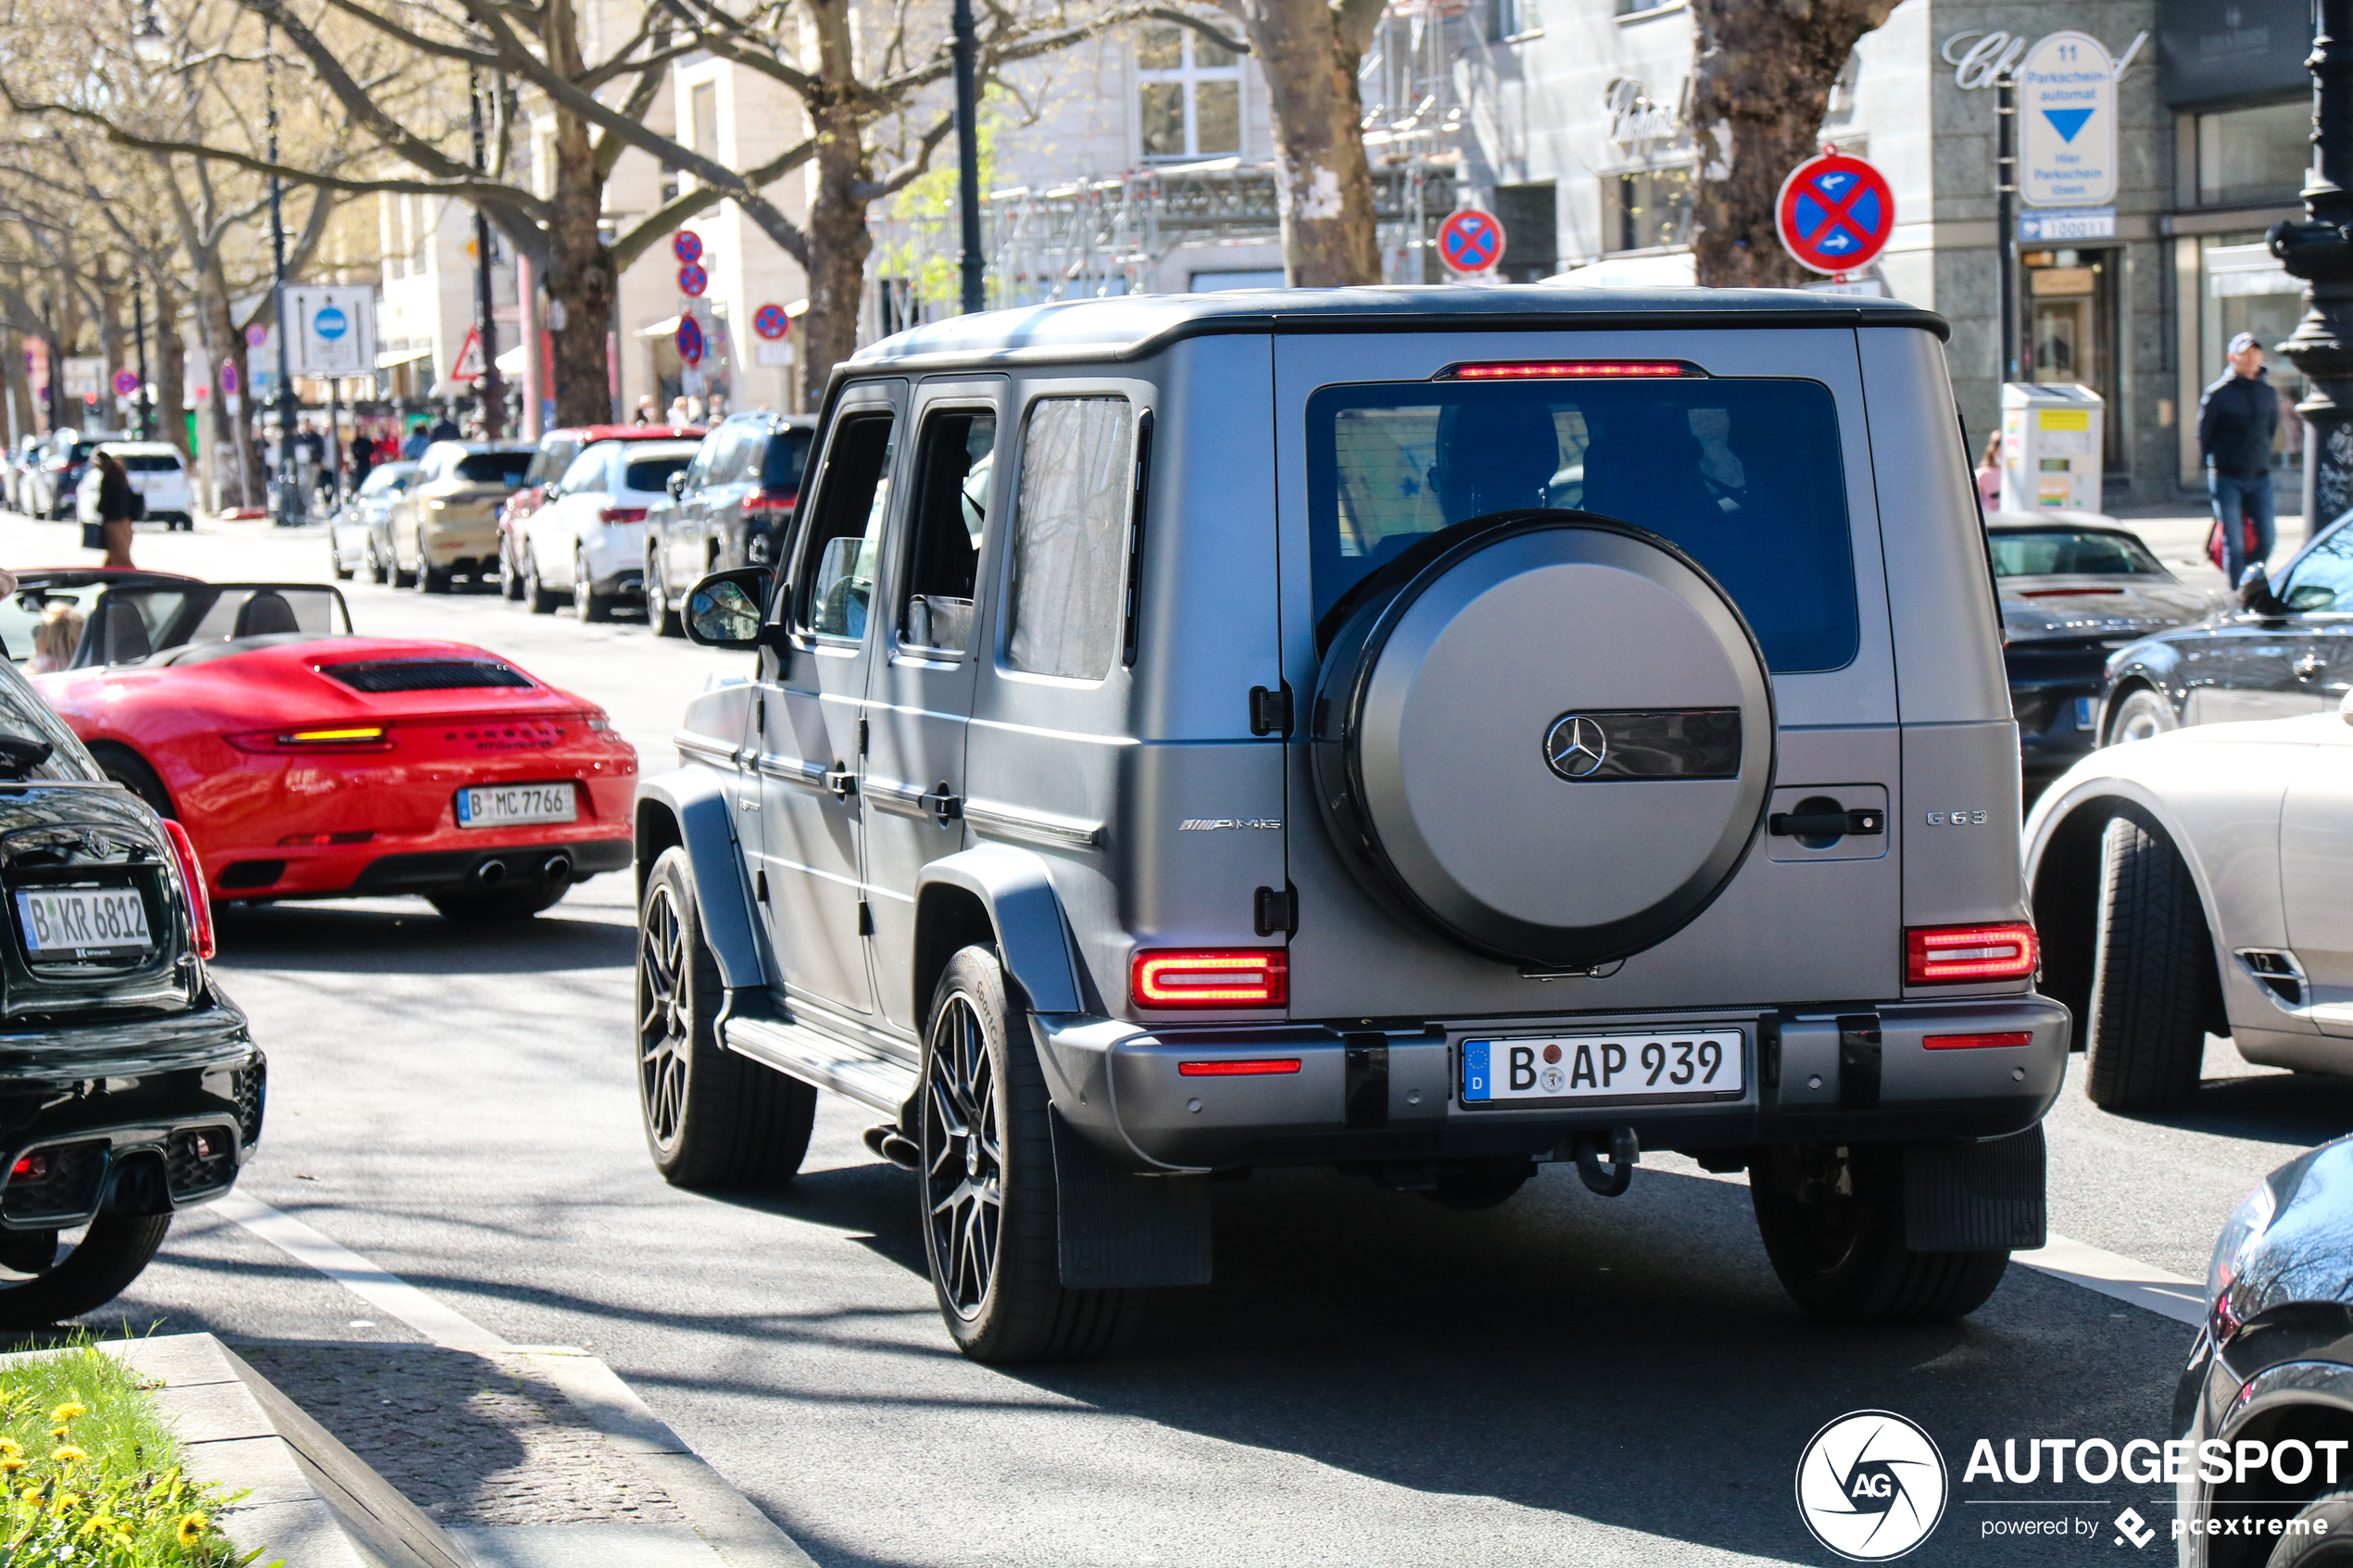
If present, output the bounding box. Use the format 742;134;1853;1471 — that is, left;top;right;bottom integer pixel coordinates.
0;649;260;1326
644;412;815;636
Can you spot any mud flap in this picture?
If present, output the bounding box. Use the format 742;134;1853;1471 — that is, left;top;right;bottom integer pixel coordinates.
1050;1108;1213;1289
1903;1124;2047;1252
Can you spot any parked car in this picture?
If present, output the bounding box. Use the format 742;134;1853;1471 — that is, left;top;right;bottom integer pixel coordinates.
640;286;2066;1361
30;436;107;521
1985;513;2225;783
2100;508;2353;743
497;424;700;602
79;443;195;530
516;439;699;621
2025;700;2353;1113
384;441;535;593
643;412;815;635
328;460;421;581
2175;1135;2353;1563
8;571;635;921
0;646;261;1327
3;436;39;513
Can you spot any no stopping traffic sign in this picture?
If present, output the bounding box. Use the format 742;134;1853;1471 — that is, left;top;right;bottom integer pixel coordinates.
1775;151;1895;275
1439;209;1504;275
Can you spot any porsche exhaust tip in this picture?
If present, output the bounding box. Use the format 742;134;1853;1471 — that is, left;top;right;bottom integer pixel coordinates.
472;859;510;887
541;854;573;884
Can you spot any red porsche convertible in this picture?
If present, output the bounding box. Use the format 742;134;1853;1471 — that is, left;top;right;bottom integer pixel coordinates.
1;571;635;921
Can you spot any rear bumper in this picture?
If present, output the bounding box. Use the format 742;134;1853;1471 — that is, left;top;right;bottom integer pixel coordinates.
0;1001;262;1228
214;832;632;900
1035;996;2070;1173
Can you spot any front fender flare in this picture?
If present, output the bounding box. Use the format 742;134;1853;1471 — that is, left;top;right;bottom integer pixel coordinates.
915;844;1084;1015
635;767;766;992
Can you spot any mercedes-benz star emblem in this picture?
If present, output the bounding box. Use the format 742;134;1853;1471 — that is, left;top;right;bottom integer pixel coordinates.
1544;714;1609;781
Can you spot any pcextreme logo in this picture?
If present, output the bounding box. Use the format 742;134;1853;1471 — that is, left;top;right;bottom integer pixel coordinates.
1795;1410;1950;1562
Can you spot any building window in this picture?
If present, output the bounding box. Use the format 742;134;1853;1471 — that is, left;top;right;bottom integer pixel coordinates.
1492;183;1557;282
690;82;720;167
2197;99;2309;207
1136;25;1240;161
1485;0;1518;43
1603;167;1692;253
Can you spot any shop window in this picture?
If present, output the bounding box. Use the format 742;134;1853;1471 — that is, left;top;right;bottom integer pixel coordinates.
1603;167;1692;253
2197;232;2306;473
1136;25;1241;161
2197;99;2309;207
1493;184;1558;282
2023;250;2125;469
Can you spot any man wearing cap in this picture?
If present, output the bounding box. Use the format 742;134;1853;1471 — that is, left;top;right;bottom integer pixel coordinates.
2200;332;2281;586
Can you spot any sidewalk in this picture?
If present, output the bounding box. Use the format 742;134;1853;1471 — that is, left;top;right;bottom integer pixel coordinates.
2105;495;2312;589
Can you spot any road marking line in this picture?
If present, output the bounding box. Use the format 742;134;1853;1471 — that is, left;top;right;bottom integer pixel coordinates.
1662;1159;2206;1326
211;1191;511;1350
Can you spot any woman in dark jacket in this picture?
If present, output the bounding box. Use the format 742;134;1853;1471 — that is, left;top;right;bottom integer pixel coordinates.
86;450;137;567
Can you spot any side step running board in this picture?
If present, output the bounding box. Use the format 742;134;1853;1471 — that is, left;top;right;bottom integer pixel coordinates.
723;1015;918;1116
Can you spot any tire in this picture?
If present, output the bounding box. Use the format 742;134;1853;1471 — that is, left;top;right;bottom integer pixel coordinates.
573;551;611;622
523;550;562;615
427;882;569;922
0;1213;171;1330
635;847;816;1187
499;545;526;601
1750;1144;2009;1323
2266;1493;2353;1566
648;556;683;638
919;944;1139;1362
2108;687;2177;745
417;559;452;595
331;540;353;581
90;745;176;820
391;542;417;589
361;539;384;584
2084;815;2212;1111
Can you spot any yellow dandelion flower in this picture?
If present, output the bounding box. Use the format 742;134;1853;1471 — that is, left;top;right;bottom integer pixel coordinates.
0;1438;23;1460
45;1426;64;1440
51;1490;79;1512
77;1512;116;1537
176;1511;208;1546
1;1460;25;1474
46;1447;83;1466
46;1404;82;1423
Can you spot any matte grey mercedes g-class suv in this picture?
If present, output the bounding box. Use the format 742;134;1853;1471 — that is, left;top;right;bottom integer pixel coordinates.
634;287;2065;1361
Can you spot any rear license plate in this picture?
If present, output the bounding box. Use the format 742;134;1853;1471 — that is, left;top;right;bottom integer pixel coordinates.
456;783;577;827
1462;1029;1744;1104
15;886;153;960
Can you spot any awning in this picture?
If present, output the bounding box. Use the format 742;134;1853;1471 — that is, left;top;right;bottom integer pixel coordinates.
635;314;685;338
376;345;434;370
494;344;528;373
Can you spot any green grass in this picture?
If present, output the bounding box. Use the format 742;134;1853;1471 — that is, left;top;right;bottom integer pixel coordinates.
0;1338;255;1565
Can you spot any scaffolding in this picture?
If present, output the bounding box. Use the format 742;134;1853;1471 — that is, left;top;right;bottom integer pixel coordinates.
863;0;1467;344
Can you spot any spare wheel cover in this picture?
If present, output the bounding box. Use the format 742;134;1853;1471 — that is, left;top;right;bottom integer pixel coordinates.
1315;512;1775;967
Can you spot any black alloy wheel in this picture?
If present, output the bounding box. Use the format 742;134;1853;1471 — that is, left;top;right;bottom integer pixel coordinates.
633;847;813;1187
916;945;1137;1361
0;1213;173;1330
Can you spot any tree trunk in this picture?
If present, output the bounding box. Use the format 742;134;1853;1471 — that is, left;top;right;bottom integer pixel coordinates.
1240;0;1381;287
545;0;618;430
800;103;874;405
198;273;258;507
1687;0;1895;289
2;332;33;444
155;287;188;461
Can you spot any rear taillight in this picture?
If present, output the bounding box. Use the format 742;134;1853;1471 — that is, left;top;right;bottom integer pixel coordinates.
743;491;797;513
1906;922;2037;985
598;506;648;524
1922;1031;2034;1050
1131;949;1287;1009
226;726;394;753
1445;360;1703;380
160;818;215;960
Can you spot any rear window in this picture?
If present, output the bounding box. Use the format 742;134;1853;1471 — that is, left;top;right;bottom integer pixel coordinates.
526;440;581;485
1306;378;1860;673
456;452;534;486
1987;530;2162;578
760;429;813;494
118;455;182;473
626;455;693;494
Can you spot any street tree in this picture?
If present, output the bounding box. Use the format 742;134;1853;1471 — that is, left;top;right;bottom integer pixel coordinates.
1686;0;1896;288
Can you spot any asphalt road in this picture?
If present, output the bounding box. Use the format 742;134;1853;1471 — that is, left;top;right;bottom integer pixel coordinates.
2;509;2342;1567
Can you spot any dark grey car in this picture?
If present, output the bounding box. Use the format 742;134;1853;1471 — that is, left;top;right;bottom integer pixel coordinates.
636;287;2065;1361
643;412;814;636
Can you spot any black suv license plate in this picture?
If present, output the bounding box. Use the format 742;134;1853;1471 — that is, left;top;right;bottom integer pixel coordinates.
1463;1029;1744;1104
14;885;152;961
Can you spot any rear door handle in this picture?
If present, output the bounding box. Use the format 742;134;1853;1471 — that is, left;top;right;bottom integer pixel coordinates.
1768;809;1884;837
824;763;858;800
918;784;963;824
2296;653;2325;680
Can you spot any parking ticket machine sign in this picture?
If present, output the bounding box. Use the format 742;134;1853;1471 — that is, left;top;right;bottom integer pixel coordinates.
1775;151;1895;276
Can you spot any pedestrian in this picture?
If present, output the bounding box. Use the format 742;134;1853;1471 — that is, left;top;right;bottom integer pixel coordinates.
83;449;137;568
2200;331;2281;587
428;412;460;442
634;394;657;427
400;420;431;459
27;602;82;673
667;395;692;427
1974;430;2002;511
349;432;374;486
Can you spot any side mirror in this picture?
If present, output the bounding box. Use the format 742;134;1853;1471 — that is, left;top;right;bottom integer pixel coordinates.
2238;564;2291;617
685;567;776;649
2341;688;2353;727
668;471;687;500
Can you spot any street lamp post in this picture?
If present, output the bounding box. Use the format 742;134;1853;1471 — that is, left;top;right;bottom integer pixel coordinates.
2272;0;2353;542
132;282;152;442
1995;69;2020;383
264;23;299;525
951;0;984;314
469;69;505;439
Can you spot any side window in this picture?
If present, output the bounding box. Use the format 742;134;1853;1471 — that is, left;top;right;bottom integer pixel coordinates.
558;448;607;495
680;436;719;495
1005;396;1133;680
2284;528;2353;611
702;425;748;486
794;413;897;641
900;408;997;654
